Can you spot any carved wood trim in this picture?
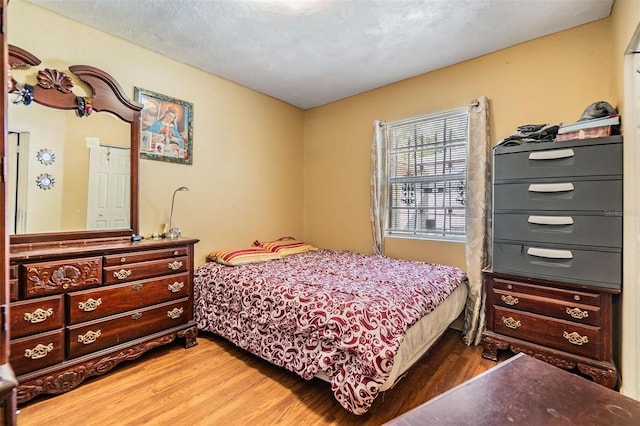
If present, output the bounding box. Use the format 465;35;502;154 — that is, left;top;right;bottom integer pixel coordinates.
24;258;102;297
8;44;41;68
481;331;618;389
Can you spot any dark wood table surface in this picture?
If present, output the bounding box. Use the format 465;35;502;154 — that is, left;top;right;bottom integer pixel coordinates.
385;353;640;425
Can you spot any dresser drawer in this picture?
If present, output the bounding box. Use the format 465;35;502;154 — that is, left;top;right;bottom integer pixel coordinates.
492;277;601;306
493;213;621;248
11;295;64;338
494;179;622;213
494;139;622;181
493;243;621;289
103;256;189;285
11;329;65;376
68;273;190;324
103;247;188;266
494;306;602;359
10;264;18;301
493;288;600;326
67;298;189;358
22;257;103;297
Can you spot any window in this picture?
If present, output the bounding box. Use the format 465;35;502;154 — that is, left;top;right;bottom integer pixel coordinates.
385;108;468;241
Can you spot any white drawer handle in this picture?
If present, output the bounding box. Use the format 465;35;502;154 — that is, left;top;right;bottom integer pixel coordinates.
24;343;54;360
528;215;574;226
24;307;54;324
566;307;589;319
527;247;573;260
78;330;101;345
78;298;102;312
563;331;589;346
528;149;575;160
528;183;574;193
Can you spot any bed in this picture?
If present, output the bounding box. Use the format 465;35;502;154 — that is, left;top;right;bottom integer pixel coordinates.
194;247;467;415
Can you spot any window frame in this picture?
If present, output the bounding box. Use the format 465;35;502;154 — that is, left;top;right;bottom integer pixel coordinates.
384;107;469;242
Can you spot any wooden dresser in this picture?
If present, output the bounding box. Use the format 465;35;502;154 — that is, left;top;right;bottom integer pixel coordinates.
483;136;622;387
9;236;199;404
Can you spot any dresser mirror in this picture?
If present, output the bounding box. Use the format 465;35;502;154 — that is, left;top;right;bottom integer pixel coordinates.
8;45;142;244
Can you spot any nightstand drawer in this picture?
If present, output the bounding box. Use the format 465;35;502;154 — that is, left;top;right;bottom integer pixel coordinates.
494;179;621;212
493;288;601;326
11;329;65;376
103;256;189;285
67;298;189;358
68;273;190;324
22;257;103;297
11;295;64;338
493;213;621;248
494;307;602;359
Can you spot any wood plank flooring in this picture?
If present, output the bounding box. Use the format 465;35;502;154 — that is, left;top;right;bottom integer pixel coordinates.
16;328;506;426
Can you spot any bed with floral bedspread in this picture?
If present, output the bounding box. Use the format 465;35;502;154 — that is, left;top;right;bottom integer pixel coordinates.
194;249;467;414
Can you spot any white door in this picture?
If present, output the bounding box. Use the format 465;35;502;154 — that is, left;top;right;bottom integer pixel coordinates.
86;146;130;229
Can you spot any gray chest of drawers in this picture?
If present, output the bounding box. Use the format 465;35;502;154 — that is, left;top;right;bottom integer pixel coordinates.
492;136;622;289
482;136;622;388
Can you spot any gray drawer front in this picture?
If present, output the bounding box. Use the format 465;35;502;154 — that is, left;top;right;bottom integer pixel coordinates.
494;180;621;212
493;213;622;248
494;142;622;181
492;243;621;289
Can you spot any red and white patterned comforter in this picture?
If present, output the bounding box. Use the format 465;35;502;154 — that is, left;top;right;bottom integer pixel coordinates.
194;250;467;414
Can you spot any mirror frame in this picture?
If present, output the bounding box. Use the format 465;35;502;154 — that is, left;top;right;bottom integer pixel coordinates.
8;45;142;245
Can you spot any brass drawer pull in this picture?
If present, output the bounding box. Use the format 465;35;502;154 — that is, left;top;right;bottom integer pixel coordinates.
167;307;184;319
113;269;132;280
501;316;521;330
563;331;589;346
120;257;127;263
501;295;519;306
78;330;101;345
132;283;144;291
131;312;142;320
24;343;54;360
168;281;184;293
168;260;183;271
24;307;54;324
566;307;589;320
78;298;102;312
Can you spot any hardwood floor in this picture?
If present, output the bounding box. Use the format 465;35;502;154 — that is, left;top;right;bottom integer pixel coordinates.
16;328;506;425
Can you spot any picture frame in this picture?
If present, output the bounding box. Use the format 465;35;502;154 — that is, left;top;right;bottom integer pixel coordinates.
135;87;193;165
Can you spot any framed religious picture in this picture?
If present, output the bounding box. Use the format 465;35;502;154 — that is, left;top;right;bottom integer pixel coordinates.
135;87;193;165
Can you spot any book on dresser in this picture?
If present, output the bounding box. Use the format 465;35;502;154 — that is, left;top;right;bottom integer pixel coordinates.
483;135;622;389
556;114;620;141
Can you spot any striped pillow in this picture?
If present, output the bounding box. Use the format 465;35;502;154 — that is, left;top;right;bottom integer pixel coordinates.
253;237;318;257
208;247;282;266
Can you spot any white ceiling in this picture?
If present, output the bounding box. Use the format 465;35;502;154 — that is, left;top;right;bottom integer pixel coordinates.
27;0;613;109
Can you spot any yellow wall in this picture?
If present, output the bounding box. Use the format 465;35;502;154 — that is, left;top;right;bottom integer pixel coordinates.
303;19;612;267
610;0;640;401
8;0;304;265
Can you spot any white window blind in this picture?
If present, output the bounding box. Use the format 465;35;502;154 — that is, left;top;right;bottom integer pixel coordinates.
385;108;468;241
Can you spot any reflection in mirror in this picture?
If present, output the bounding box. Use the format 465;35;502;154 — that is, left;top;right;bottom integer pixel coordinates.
8;99;130;234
